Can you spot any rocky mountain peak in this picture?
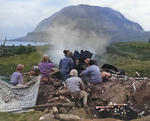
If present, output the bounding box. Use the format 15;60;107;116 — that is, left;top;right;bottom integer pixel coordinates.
11;4;148;61
34;4;144;34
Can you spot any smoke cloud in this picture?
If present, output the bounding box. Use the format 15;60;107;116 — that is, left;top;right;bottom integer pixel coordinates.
44;24;111;67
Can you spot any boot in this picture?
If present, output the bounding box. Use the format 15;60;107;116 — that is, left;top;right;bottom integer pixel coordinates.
83;92;88;108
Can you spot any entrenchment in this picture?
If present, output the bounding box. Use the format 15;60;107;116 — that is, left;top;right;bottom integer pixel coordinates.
35;70;150;120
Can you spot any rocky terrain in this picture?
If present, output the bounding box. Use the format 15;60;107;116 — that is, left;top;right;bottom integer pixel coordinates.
7;4;150;121
33;69;150;121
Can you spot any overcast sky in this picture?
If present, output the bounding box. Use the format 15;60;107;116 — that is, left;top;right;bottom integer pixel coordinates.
0;0;150;40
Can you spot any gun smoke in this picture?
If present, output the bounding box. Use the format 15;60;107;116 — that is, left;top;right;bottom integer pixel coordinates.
44;25;111;66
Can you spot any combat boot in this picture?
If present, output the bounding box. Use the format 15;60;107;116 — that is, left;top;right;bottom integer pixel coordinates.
83;92;88;108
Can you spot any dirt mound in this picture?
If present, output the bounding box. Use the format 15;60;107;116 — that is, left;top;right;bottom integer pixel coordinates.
88;77;150;109
35;71;150;120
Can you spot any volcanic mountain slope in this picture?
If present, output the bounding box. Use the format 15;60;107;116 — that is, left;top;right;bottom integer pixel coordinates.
11;4;150;60
12;4;147;45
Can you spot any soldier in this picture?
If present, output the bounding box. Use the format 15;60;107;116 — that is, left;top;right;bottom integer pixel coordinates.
10;64;24;86
81;60;102;84
38;55;54;84
28;66;41;80
65;69;88;108
59;51;74;81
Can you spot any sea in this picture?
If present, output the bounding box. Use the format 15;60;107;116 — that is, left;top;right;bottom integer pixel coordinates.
0;40;47;46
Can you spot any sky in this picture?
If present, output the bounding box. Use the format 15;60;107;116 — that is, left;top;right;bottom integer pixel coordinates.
0;0;150;40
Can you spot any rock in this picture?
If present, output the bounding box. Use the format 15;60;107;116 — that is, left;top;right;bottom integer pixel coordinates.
59;107;68;114
69;107;94;119
53;81;62;87
65;106;71;111
43;108;53;114
56;114;81;121
52;106;59;115
39;113;55;121
43;108;49;114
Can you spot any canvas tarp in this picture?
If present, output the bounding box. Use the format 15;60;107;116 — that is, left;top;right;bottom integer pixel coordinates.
0;75;41;112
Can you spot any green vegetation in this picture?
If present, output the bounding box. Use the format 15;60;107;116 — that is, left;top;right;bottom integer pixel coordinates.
0;42;150;120
0;41;150;78
0;44;50;76
106;42;150;77
0;44;35;57
0;111;44;121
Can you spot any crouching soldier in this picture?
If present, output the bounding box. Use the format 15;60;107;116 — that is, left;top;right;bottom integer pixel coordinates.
29;66;41;80
65;69;88;108
10;64;24;86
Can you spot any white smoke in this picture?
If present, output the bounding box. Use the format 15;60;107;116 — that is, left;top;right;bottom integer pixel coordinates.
44;24;111;67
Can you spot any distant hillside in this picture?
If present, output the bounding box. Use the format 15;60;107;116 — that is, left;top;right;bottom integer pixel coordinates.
12;4;146;41
10;4;150;57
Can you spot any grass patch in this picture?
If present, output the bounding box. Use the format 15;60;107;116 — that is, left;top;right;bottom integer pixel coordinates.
107;42;150;61
0;111;43;121
0;45;49;76
0;50;43;76
106;42;150;77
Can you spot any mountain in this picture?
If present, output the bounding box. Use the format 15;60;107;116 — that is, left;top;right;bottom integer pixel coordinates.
10;4;150;58
12;4;147;42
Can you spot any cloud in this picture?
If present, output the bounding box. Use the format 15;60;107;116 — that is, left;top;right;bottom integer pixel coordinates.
0;0;71;40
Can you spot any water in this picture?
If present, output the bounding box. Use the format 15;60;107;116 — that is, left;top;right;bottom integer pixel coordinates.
0;40;47;46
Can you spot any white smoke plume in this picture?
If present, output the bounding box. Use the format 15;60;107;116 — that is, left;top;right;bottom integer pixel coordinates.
44;24;111;67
